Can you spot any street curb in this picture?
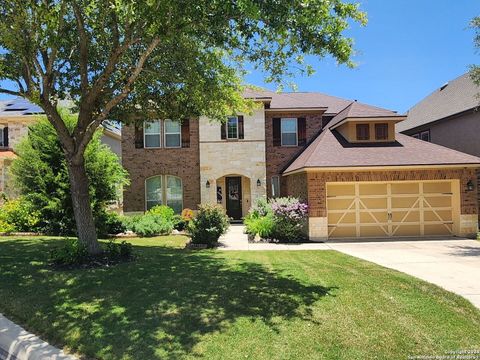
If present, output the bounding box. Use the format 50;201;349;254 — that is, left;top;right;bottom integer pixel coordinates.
0;314;77;360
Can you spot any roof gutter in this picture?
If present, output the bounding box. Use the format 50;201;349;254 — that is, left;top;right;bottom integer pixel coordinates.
283;163;480;176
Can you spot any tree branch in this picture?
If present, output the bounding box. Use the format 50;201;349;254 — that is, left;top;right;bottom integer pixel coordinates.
0;88;22;97
72;2;89;93
76;37;161;156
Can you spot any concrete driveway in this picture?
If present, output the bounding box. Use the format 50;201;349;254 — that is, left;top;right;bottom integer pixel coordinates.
328;239;480;309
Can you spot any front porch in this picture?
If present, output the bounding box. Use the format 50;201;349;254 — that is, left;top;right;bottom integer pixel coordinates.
201;173;266;220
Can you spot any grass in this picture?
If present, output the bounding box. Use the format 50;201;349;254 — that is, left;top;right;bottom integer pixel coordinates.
0;236;479;360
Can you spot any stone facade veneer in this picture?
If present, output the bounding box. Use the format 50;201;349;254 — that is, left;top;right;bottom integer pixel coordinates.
199;108;267;216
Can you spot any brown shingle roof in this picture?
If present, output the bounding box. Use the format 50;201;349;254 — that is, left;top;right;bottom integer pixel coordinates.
397;72;480;132
327;101;401;129
284;129;480;173
243;88;355;113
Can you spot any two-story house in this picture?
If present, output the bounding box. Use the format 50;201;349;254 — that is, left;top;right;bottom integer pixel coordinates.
122;89;480;240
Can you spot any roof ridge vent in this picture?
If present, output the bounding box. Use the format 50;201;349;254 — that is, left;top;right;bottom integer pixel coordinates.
439;82;448;91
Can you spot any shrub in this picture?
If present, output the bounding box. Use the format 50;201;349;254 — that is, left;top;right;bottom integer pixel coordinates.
50;238;133;267
147;205;175;220
50;239;89;266
127;213;174;237
0;198;41;233
10;115;128;236
173;208;194;231
270;197;308;242
244;213;275;239
95;211;126;237
187;204;229;246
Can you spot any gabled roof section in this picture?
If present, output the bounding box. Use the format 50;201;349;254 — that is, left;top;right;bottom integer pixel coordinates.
284;128;480;173
397;72;480;132
328;101;402;129
0;98;43;116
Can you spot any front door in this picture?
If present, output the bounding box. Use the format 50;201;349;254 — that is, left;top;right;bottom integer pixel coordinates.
226;177;242;220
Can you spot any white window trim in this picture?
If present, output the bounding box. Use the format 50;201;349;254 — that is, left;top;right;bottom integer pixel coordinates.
280;118;298;146
166;175;184;211
143;120;162;149
226;116;239;140
163;119;182;148
271;175;280;198
145;175;184;212
145;175;163;211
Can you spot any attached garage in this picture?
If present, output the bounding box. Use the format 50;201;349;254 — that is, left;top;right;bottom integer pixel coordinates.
326;180;459;239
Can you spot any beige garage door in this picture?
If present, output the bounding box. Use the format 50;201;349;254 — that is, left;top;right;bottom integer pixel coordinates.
327;181;457;238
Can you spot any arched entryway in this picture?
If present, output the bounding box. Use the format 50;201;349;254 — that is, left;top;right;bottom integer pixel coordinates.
216;174;252;220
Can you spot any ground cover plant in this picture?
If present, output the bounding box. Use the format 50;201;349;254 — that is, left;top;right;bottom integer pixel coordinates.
0;236;479;359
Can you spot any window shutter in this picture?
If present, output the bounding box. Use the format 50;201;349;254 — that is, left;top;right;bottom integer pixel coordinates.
220;122;226;139
272;118;281;146
134;123;144;148
238;115;244;139
181;119;190;148
3;127;8;148
298;117;306;146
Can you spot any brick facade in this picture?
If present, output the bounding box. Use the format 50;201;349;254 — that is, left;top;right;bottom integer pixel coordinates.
284;168;478;217
122;120;201;212
264;111;325;197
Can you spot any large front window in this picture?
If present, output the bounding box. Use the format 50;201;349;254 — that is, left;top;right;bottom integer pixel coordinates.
227;116;238;139
146;176;163;210
145;175;183;212
164;120;181;148
144;120;161;148
281;118;297;146
166;175;183;213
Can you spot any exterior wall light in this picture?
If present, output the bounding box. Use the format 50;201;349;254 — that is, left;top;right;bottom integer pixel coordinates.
257;179;261;187
467;180;475;192
206;180;210;188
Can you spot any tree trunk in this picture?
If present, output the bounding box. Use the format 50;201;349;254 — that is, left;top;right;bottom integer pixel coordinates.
66;155;101;255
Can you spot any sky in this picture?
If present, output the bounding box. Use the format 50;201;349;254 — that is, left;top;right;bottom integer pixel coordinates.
1;1;479;113
245;0;480;113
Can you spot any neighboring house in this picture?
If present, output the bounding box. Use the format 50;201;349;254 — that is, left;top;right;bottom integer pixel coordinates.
122;89;480;240
0;98;122;196
396;72;480;219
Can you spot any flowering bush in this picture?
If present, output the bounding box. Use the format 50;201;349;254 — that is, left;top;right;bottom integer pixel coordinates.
245;197;308;242
270;197;308;242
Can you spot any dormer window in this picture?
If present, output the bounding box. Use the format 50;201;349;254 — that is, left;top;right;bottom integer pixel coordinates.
375;123;388;140
356;124;370;141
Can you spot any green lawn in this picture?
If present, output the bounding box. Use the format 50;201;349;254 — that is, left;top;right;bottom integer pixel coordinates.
0;236;479;360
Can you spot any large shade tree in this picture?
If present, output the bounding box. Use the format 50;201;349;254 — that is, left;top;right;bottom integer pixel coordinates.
0;0;366;254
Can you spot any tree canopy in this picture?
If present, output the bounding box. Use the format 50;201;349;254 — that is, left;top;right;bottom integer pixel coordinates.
0;0;366;253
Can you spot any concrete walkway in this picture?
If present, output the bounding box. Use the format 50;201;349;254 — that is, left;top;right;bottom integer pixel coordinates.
218;224;331;250
219;226;480;309
0;313;77;360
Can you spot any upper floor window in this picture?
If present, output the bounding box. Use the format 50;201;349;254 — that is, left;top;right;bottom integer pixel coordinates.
145;175;183;213
144;120;161;148
375;123;388;140
281;118;298;146
412;130;430;142
356;124;370;141
164;120;181;148
0;126;8;148
227;116;238;139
